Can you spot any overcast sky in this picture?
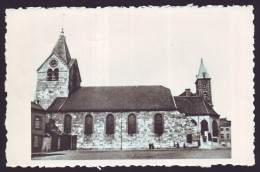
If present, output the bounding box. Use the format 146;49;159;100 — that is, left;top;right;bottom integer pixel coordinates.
6;7;254;120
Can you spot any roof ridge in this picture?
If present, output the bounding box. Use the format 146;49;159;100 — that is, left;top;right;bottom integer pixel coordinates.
174;96;200;98
79;85;168;88
58;97;68;110
201;97;209;114
172;97;177;109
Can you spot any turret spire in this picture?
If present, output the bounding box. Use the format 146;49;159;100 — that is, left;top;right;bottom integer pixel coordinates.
197;58;210;79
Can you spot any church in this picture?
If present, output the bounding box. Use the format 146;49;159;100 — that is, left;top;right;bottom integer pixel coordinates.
31;31;220;152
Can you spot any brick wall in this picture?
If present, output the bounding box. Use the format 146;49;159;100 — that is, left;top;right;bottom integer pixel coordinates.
48;110;194;150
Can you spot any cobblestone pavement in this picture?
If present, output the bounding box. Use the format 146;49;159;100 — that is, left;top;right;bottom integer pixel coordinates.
32;148;231;160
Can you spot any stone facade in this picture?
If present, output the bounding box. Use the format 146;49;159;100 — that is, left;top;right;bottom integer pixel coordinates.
188;115;220;148
47;111;194;150
36;54;70;109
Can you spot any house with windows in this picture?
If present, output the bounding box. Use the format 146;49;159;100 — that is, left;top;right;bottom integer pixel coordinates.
219;118;231;147
31;30;221;151
31;101;47;152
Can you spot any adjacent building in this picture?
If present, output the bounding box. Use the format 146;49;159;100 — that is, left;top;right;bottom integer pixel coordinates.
219;118;231;147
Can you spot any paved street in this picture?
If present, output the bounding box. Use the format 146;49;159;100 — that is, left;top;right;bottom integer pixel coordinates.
32;148;231;160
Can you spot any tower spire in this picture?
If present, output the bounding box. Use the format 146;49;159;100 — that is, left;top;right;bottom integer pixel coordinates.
197;58;209;79
52;30;71;64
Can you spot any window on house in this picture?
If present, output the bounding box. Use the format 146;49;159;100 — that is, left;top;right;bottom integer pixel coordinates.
64;114;72;134
220;134;224;139
47;69;53;81
85;114;93;135
220;128;223;131
227;134;230;138
154;113;163;135
34;117;41;129
106;114;114;135
53;68;59;81
128;114;137;134
33;135;39;148
226;128;229;131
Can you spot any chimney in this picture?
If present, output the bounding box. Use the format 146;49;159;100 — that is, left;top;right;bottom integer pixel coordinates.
185;89;191;96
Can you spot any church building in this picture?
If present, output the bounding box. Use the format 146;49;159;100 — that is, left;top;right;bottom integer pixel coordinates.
174;59;220;148
31;31;220;152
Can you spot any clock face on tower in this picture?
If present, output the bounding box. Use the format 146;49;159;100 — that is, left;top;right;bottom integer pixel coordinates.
49;59;58;67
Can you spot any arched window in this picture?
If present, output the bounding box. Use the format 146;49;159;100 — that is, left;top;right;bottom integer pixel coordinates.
47;69;53;81
106;114;114;135
128;114;136;134
64;114;72;134
201;120;208;135
85;114;93;135
154;113;163;135
203;92;207;100
212;120;219;136
54;68;59;81
191;119;197;126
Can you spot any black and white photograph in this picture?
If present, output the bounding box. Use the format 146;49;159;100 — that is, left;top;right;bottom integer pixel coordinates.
5;6;254;167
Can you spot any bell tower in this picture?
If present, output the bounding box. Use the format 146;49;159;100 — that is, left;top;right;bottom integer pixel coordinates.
195;58;213;106
35;29;81;109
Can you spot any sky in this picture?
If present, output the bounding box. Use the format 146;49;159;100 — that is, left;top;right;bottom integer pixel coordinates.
6;7;254;120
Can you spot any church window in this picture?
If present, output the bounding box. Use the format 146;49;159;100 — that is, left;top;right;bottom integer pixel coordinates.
191;119;197;126
106;114;114;135
128;114;137;134
34;117;41;129
47;69;53;81
154;113;163;135
64;114;72;134
212;120;219;136
203;92;207;100
200;120;208;135
85;114;93;135
54;68;59;81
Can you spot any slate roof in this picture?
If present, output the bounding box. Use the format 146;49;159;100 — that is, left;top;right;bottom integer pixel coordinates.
48;85;176;112
220;118;231;127
179;91;196;96
174;96;219;117
197;58;210;79
31;102;45;111
52;31;71;64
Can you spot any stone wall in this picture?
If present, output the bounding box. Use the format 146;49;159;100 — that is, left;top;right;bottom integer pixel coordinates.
36;54;70;109
48;110;194;150
188;115;220;148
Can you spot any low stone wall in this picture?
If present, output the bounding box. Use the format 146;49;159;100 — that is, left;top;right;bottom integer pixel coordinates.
49;110;194;150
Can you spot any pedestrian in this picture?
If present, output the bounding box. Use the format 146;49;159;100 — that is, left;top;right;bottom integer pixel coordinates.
183;143;186;149
176;142;179;148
